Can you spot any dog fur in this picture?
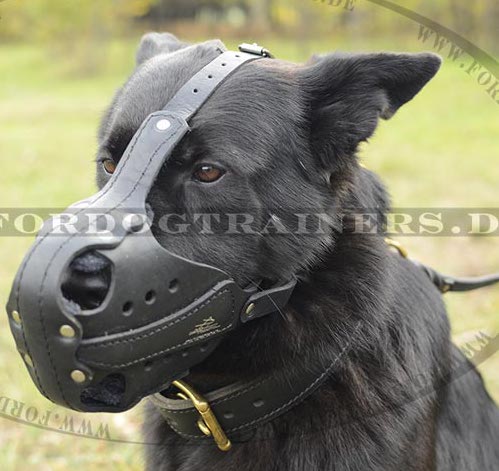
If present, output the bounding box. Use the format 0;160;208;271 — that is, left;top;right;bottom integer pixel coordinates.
82;34;499;470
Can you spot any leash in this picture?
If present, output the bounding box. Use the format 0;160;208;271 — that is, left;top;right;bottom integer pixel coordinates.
385;238;499;293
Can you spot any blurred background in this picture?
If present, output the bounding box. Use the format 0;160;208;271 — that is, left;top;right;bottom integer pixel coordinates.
0;0;497;469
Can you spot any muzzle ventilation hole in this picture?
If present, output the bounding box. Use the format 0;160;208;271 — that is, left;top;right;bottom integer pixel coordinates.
61;251;112;311
169;279;179;293
145;290;156;304
122;301;134;316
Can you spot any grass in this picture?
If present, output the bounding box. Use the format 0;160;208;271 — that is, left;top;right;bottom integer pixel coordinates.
0;35;497;470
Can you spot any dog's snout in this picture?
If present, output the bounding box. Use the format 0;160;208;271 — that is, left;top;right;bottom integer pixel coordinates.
61;251;112;311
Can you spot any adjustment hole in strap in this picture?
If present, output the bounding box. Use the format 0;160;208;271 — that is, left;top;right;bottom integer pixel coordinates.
208;75;213;79
221;63;227;66
193;89;199;94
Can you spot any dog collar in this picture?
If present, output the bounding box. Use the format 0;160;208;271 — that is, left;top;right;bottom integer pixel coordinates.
150;333;356;451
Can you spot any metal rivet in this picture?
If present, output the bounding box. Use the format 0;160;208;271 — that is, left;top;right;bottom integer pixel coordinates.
24;354;33;367
245;303;255;316
71;370;86;383
12;310;21;324
60;325;76;338
156;119;171;131
123;214;145;233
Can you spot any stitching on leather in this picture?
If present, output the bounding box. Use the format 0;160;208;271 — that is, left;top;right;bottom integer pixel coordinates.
226;331;359;433
27;116;181;406
166;418;205;439
163;53;251;117
86;325;234;369
14;114;156;307
210;377;271;406
83;288;231;349
13;113;158;402
83;289;236;368
161;326;360;434
165;377;272;415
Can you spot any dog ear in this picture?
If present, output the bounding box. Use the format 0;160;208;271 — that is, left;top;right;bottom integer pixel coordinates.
301;52;441;168
136;32;189;65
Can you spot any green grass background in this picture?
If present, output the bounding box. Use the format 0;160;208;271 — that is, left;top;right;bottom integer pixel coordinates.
0;36;497;470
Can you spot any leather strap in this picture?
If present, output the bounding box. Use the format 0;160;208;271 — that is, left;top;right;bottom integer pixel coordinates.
412;260;499;293
164;48;263;120
151;326;359;441
386;238;499;293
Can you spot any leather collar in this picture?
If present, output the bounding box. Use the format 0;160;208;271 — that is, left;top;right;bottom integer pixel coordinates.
150;330;357;448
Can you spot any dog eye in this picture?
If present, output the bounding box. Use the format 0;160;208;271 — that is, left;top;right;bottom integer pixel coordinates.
102;159;117;175
192;164;224;183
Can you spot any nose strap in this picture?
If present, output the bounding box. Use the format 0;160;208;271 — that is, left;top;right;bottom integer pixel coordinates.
78;281;239;370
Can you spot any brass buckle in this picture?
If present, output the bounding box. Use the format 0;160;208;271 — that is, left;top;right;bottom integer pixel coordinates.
172;380;232;451
385;237;409;258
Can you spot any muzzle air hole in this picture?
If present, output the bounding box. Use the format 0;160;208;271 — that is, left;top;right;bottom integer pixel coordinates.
61;251;112;311
122;301;134;316
145;290;156;305
168;279;179;293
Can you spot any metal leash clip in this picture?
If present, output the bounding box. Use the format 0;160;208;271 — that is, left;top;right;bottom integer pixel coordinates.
172;380;232;451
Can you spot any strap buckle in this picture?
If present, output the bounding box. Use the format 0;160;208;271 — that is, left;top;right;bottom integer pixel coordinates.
172;380;232;451
238;43;274;58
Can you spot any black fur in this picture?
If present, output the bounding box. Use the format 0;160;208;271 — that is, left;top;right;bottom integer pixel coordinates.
82;34;499;470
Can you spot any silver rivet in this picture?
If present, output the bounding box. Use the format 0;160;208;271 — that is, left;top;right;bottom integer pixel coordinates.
12;310;21;324
24;354;34;368
245;303;255;316
71;370;86;383
123;213;145;233
60;325;76;338
156;119;171;131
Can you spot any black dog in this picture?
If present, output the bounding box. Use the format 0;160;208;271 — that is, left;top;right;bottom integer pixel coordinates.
72;34;499;470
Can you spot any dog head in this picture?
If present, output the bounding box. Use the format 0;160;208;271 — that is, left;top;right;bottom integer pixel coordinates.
7;34;442;413
64;34;440;306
